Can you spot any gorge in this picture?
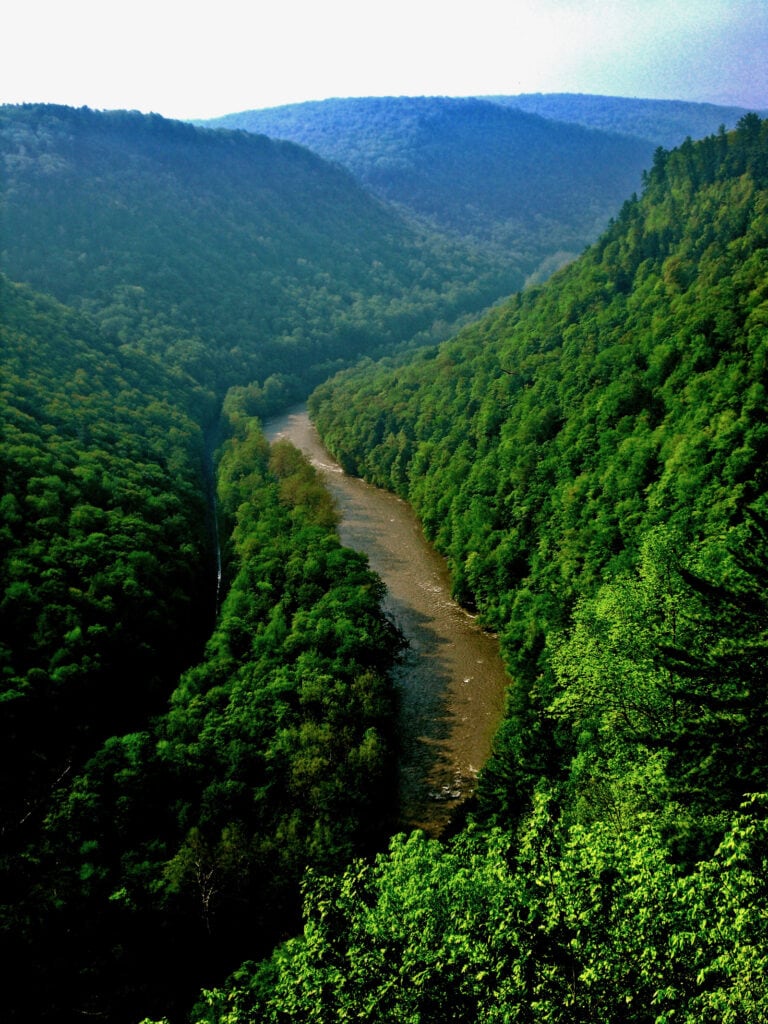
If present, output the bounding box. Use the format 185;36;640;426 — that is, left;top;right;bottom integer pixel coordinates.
263;406;511;835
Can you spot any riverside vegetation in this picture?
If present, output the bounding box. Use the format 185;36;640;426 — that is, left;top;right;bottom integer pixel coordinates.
2;101;500;1019
1;102;767;1022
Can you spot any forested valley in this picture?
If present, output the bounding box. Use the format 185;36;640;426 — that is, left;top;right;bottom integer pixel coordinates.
200;92;765;278
1;104;519;405
2;101;768;1022
0;102;517;1020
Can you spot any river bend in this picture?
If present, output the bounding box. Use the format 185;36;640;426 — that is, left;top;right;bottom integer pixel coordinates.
264;406;510;835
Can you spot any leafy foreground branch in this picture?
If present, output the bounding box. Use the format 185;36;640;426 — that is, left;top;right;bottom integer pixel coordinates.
169;522;768;1024
173;792;768;1024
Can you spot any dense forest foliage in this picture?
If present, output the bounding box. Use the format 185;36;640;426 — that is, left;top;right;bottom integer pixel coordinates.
309;113;768;707
1;103;446;1020
1;103;518;406
4;101;768;1023
487;92;765;149
200;97;654;275
166;115;768;1022
198;792;768;1023
1;288;404;1020
0;275;211;827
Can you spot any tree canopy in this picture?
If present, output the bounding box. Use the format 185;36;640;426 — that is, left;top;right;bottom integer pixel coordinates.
3;104;768;1023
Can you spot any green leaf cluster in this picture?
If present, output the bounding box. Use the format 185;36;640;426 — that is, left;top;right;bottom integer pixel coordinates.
199;792;768;1023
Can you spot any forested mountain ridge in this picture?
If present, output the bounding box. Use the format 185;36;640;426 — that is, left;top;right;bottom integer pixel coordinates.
198;96;654;277
485;92;767;149
310;112;768;834
5;98;768;1023
310;114;768;691
191;115;768;1024
0;103;518;406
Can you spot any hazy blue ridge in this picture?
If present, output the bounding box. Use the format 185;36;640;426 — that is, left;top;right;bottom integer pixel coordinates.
196;95;655;272
483;91;768;148
0;102;520;401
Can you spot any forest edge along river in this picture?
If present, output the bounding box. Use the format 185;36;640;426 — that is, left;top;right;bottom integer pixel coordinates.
263;405;511;836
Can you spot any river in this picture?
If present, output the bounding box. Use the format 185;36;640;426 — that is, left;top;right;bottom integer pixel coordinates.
263;406;510;836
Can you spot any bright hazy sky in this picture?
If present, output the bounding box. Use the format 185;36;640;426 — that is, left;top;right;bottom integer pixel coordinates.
2;0;766;120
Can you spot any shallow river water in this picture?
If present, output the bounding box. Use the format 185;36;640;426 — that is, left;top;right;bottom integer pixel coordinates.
264;406;511;835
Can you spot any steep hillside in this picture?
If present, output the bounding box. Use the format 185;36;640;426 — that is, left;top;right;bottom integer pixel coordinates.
183;115;768;1024
0;275;214;1017
309;113;768;827
1;103;489;1020
486;92;765;149
0;274;404;1020
6;99;768;1023
0;274;211;768
0;104;516;404
199;96;654;274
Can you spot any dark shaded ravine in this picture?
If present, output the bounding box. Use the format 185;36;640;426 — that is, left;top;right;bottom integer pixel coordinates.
264;405;511;835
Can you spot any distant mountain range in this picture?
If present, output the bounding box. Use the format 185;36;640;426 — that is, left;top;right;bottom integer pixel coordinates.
198;96;656;276
197;93;765;280
0;103;519;404
482;93;767;149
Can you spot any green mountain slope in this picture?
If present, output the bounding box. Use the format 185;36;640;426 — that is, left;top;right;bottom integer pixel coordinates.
5;99;768;1023
194;114;768;1024
0;274;211;772
0;104;517;403
0;298;403;1017
199;96;654;274
486;92;766;149
2;103;502;1019
0;276;214;1013
309;113;768;826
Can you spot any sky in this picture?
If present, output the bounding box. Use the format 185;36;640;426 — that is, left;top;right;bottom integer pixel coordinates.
2;0;766;120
